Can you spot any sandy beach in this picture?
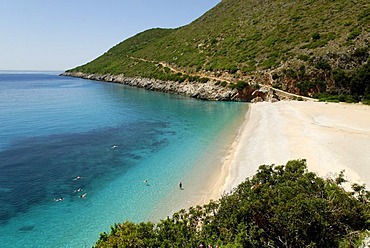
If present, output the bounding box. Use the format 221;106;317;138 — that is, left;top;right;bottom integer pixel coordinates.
208;101;370;201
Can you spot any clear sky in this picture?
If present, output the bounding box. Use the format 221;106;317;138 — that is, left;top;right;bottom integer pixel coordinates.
0;0;221;71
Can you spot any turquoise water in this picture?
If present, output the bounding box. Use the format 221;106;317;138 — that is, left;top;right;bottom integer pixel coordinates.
0;72;247;247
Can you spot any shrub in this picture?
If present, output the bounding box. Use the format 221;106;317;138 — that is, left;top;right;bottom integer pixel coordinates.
272;83;282;89
297;54;310;61
333;69;351;89
338;94;346;102
253;82;260;89
312;32;321;41
350;62;370;96
353;47;369;60
199;77;209;83
315;60;331;70
348;28;361;40
261;57;278;69
235;81;248;90
272;73;279;80
94;160;370;248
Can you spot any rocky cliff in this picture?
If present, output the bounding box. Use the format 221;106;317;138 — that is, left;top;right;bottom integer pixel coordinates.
62;72;239;101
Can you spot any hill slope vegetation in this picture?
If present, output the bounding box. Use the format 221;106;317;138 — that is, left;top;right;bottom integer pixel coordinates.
68;0;370;101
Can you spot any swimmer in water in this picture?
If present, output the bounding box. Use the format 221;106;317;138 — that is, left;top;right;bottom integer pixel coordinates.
54;197;64;202
73;188;83;193
79;193;87;198
73;176;82;181
111;145;118;149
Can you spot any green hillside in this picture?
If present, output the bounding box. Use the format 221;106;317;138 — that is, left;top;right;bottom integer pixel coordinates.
68;0;370;101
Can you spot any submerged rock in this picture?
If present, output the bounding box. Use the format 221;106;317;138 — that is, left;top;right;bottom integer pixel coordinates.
19;225;34;232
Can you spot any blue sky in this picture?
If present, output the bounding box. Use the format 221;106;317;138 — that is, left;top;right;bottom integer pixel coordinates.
0;1;220;71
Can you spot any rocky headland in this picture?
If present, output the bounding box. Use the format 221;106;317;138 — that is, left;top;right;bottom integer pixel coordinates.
62;72;307;102
62;72;241;101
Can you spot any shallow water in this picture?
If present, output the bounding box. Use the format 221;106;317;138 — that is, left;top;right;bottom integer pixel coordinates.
0;72;246;247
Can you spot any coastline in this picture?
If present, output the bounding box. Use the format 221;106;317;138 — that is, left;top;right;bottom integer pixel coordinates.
148;103;249;220
152;100;370;220
62;72;238;101
197;106;253;204
218;101;370;198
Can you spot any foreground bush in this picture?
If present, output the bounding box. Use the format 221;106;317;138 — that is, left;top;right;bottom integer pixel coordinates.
94;160;370;247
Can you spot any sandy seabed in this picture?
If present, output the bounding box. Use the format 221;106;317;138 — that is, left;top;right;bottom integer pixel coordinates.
207;101;370;202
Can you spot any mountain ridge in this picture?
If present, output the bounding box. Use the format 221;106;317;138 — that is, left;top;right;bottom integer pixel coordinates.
66;0;370;102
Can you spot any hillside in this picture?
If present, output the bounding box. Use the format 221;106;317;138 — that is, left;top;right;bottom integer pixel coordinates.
66;0;370;102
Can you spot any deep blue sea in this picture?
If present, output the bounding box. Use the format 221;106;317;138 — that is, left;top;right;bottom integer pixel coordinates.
0;71;247;247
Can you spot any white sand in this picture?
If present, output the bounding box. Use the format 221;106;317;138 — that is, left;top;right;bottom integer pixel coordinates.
155;101;370;219
210;101;370;199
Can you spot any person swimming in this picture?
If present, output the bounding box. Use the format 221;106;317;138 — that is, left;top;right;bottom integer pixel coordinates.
73;188;83;193
79;193;87;198
73;176;83;181
54;197;64;202
73;176;82;181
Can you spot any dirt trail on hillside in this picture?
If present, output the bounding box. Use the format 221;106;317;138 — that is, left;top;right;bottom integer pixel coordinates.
129;56;316;101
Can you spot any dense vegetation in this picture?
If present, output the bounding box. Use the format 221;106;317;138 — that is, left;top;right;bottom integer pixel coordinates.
67;0;370;102
314;61;370;103
94;160;370;247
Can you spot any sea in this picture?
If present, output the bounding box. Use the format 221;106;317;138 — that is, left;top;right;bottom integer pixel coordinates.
0;71;247;247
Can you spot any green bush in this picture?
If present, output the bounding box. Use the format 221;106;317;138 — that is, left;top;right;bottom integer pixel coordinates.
350;61;370;96
272;83;282;89
348;28;361;40
236;81;249;90
94;160;370;248
312;32;321;41
199;77;210;83
315;93;359;103
338;94;346;102
230;81;249;90
315;60;332;70
297;54;310;61
272;73;279;80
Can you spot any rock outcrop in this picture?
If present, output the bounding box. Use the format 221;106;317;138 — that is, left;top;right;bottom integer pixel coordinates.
62;72;239;101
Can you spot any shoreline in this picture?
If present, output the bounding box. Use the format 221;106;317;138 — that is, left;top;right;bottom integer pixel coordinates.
196;105;253;204
218;101;370;197
148;103;249;220
62;72;239;101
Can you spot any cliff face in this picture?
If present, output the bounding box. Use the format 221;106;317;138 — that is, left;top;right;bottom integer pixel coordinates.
62;72;239;101
63;72;307;102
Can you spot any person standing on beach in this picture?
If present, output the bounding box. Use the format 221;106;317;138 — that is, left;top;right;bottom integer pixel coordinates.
179;182;183;189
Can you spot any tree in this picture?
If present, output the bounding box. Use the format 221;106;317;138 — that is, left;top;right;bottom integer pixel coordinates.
94;160;370;247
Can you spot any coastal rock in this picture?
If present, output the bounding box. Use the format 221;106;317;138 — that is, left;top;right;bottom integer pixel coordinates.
61;72;240;101
251;96;263;103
